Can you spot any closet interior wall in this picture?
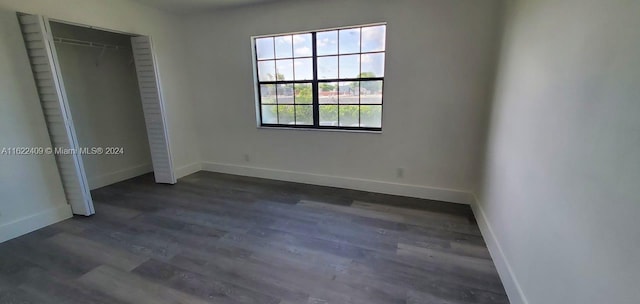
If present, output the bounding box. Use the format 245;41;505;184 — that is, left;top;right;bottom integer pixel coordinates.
50;22;152;190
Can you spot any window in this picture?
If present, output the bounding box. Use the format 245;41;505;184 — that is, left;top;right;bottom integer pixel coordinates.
254;24;386;131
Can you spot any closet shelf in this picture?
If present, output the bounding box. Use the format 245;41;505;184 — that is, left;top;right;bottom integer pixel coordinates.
53;37;129;50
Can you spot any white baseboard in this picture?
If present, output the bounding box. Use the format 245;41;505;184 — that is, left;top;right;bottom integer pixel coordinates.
175;162;203;179
471;194;528;304
88;163;153;190
200;161;473;204
0;204;72;243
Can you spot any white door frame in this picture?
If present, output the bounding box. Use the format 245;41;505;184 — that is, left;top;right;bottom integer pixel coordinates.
130;35;177;184
17;13;94;216
48;17;178;185
17;13;176;215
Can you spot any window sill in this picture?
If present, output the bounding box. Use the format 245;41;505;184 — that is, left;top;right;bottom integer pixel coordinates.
257;126;382;134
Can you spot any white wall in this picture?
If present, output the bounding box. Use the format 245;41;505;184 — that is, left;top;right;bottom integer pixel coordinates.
184;0;502;202
0;0;200;175
0;9;71;243
53;25;152;189
476;0;640;303
0;0;200;242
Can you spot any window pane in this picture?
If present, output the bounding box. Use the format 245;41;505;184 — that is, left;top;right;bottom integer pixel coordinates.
319;82;338;104
316;31;337;56
294;58;313;80
319;105;338;126
295;105;313;125
261;105;277;124
276;84;294;104
256;27;384;130
256;37;274;60
361;25;386;52
275;59;294;81
260;84;276;104
318;56;338;79
338;81;359;104
274;35;292;59
359;81;383;104
339;55;360;79
361;53;385;77
360;105;382;128
278;105;295;124
339;28;360;54
339;105;359;127
258;60;275;81
293;34;312;57
294;83;312;104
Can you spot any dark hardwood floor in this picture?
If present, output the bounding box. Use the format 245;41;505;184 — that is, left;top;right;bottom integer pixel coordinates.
0;172;509;304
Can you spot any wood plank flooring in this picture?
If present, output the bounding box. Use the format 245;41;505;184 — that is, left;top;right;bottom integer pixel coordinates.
0;172;509;304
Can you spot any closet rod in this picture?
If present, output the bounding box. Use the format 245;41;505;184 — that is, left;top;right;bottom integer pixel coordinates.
52;37;130;50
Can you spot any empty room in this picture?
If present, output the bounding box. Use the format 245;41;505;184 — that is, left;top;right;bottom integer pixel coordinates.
0;0;638;303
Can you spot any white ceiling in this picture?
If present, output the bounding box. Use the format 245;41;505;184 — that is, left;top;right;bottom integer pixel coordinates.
133;0;277;13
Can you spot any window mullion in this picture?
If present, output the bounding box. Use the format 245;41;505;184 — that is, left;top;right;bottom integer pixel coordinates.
312;32;319;127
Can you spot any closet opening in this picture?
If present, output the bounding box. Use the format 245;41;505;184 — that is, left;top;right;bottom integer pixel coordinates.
50;22;153;191
17;13;176;216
